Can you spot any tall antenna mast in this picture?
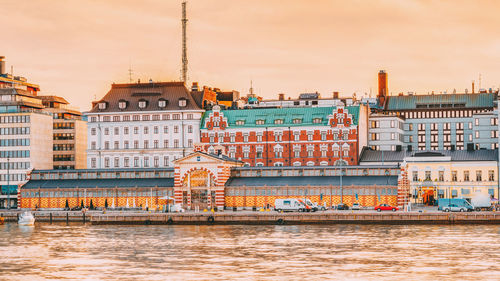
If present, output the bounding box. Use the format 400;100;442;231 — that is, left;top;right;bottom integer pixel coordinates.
181;1;188;83
128;63;133;83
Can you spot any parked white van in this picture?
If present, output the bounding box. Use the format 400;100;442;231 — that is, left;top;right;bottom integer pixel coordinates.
274;199;306;212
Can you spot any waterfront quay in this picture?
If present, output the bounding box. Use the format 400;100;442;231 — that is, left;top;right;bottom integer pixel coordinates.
2;210;500;225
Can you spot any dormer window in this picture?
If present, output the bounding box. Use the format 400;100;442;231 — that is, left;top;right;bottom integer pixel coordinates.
235;120;245;126
118;100;127;110
293;118;302;124
178;98;187;107
274;119;284;124
313;118;322;124
256;120;265;125
158;99;167;108
98;102;107;110
138;99;147;109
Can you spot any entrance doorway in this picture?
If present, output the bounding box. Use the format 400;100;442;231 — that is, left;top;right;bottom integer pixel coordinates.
191;189;208;210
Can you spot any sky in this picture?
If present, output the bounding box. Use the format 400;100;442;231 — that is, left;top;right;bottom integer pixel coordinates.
2;0;500;111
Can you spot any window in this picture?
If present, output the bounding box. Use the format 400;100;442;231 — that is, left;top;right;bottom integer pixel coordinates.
154;140;159;148
243;134;249;142
114;157;119;167
256;120;265;125
307;132;313;141
124;157;129;167
390;120;395;128
138;100;147;109
188;139;193;147
164;156;169;166
114;127;119;135
313;118;322;124
188;125;193;133
274;119;284;124
144;127;149;134
321;132;326;141
118;101;127;109
174;126;179;133
475;131;479;139
464;171;470;181
104;158;110;168
425;171;431;181
174;139;179;148
475;118;479;126
104;141;109;150
391;133;395;140
91;128;96;135
124;141;129;149
236;120;245;125
114;141;119;149
452;171;457;181
178;99;187;107
152;114;160;121
124;127;129;135
154;126;159;134
230;134;236;142
412;171;418;181
91;158;96;168
163;126;168;133
275;132;282;142
293;119;302;124
438;171;444;182
371;121;379;128
476;171;482;182
144;140;149;149
104;128;109;135
123;116;130;121
98;102;106;110
134;157;139;167
489;170;495;181
154;157;159;167
91;141;96;150
158;99;167;108
134;127;139;134
164;140;169;148
294;132;300;141
134;141;139;149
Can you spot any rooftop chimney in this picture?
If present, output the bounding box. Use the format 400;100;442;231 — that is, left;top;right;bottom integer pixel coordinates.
472;80;475;94
191;82;199;91
0;56;5;75
278;93;285;101
378;70;388;105
333;92;339;99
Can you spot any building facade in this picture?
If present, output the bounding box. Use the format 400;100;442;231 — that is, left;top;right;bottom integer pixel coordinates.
19;151;403;210
374;85;498;151
0;88;53;208
359;149;499;202
197;105;368;167
85;81;204;169
38;96;87;170
368;113;405;151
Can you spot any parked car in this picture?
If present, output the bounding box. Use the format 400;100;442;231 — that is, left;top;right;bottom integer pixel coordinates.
442;204;468;212
351;203;362;210
305;199;326;211
374;204;398;212
336;203;349;210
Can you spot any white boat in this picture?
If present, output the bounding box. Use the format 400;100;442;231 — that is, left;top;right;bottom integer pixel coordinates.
18;212;35;226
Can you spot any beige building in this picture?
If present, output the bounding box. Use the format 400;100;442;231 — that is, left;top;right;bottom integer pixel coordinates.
404;151;498;203
37;96;87;170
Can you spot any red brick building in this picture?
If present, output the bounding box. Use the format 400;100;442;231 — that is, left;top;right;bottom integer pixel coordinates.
196;105;368;167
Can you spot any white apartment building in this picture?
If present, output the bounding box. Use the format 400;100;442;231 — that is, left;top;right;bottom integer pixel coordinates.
0;88;53;208
368;113;405;151
85;81;204;169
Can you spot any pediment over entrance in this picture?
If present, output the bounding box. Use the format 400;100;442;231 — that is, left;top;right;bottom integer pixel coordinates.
173;151;242;166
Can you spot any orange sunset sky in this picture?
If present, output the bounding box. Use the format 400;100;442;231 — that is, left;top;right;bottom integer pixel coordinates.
2;0;500;111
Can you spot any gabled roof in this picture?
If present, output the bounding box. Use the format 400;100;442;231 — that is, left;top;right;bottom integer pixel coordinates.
88;81;202;113
201;106;360;129
173;151;243;164
36;95;69;104
385;92;497;111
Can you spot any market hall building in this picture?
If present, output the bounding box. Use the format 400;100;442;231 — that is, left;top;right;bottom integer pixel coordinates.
19;152;407;210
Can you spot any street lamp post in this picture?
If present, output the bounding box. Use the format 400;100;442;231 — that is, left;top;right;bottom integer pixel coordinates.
7;157;10;210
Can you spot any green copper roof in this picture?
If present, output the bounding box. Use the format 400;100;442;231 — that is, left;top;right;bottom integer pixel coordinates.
201;106;360;129
386;93;497;110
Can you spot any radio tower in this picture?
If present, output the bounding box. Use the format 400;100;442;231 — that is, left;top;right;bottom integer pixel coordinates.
181;1;188;83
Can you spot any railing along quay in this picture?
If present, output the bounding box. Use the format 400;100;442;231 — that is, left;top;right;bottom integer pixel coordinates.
89;212;500;225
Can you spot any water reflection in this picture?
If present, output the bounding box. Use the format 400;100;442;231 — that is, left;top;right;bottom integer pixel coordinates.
0;223;499;280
